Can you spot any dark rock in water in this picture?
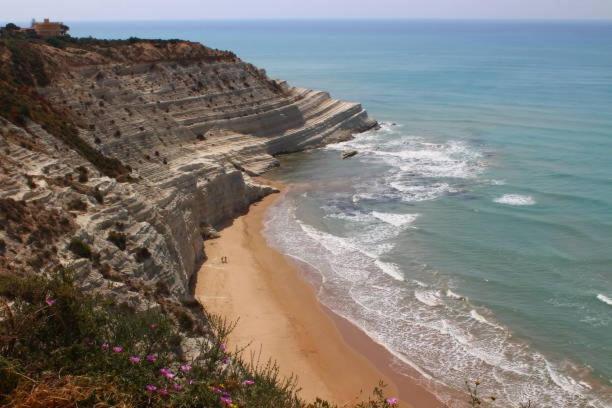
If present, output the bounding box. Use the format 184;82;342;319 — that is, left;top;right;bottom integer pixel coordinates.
391;122;397;126
342;150;358;159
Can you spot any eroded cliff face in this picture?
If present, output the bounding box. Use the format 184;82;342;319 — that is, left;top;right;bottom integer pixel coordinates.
0;38;375;332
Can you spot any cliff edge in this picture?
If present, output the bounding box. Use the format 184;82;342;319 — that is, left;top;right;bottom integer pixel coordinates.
0;34;376;345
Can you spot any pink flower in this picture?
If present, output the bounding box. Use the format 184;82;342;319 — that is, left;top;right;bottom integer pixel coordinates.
149;324;158;330
101;343;109;351
129;355;140;364
220;343;226;351
220;396;233;406
112;346;123;353
188;379;195;385
146;354;157;362
180;363;192;372
159;368;175;379
45;297;56;306
212;386;223;394
242;379;255;386
158;387;169;397
386;397;399;406
173;383;183;391
145;384;157;393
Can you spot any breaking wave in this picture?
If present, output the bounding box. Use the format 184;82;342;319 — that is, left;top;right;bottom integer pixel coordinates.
470;309;504;330
327;122;485;204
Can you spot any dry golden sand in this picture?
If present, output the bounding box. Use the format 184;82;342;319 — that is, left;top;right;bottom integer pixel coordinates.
195;182;444;407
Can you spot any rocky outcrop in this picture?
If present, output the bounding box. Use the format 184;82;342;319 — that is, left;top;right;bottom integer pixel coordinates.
0;38;376;327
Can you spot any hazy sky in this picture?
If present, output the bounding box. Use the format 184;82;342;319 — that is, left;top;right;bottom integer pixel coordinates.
4;0;612;21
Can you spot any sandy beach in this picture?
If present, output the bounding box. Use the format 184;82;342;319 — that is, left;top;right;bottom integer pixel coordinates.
195;180;444;407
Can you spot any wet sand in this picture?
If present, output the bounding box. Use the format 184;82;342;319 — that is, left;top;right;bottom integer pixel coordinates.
195;182;444;407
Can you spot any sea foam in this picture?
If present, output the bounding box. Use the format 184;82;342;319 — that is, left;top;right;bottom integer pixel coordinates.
374;259;405;281
494;194;536;206
264;195;608;408
446;289;466;301
371;211;419;227
415;290;444;307
264;124;610;407
327;123;484;204
470;310;503;330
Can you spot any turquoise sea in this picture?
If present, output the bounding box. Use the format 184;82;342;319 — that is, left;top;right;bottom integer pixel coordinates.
67;20;612;406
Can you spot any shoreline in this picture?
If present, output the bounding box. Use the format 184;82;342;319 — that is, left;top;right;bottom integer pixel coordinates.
195;180;444;407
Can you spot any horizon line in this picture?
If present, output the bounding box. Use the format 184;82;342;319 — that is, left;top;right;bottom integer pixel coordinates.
3;17;612;24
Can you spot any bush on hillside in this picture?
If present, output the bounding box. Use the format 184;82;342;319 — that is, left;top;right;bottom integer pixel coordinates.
67;237;92;259
107;230;127;251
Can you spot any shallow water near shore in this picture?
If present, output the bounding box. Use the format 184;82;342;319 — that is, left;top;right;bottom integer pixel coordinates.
67;20;612;406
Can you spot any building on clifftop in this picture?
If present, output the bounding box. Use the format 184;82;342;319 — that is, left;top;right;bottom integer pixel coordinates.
31;18;69;38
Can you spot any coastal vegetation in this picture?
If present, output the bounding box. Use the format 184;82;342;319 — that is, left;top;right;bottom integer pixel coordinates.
0;272;399;407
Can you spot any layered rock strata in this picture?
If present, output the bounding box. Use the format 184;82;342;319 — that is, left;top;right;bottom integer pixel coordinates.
0;39;376;340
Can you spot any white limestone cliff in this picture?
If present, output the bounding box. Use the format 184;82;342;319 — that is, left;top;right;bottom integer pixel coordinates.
0;39;376;327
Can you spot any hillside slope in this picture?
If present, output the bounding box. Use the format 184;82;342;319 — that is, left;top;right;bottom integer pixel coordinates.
0;35;376;348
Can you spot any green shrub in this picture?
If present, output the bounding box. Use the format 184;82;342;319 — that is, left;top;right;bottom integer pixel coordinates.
66;198;87;211
68;237;92;259
107;230;127;250
45;37;65;49
75;166;89;183
135;247;151;262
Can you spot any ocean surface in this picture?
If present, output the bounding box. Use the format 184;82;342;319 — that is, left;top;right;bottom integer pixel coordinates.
67;20;612;406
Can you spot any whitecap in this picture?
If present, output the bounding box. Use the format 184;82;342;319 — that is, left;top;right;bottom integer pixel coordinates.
470;310;504;330
390;181;456;202
446;289;466;301
371;211;419;227
494;194;536;206
490;179;506;185
597;294;612;306
415;290;443;307
374;259;404;281
324;210;372;223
